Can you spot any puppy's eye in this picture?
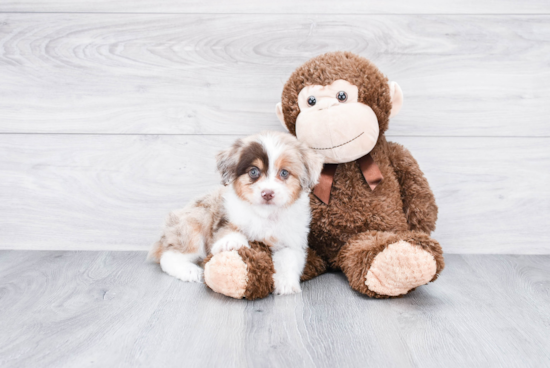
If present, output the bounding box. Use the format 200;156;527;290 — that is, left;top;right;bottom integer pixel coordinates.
279;169;290;180
249;167;260;179
307;96;316;106
337;91;348;102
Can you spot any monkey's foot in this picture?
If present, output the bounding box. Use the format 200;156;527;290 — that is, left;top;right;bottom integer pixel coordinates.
204;250;249;299
203;245;275;300
365;240;437;297
339;231;444;298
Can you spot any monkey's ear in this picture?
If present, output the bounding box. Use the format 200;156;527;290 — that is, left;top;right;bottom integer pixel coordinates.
276;103;289;132
388;81;403;118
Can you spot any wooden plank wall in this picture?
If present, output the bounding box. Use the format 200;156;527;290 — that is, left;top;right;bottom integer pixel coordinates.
0;3;549;253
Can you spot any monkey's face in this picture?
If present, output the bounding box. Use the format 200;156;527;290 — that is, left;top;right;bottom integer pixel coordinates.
294;80;379;164
276;52;404;165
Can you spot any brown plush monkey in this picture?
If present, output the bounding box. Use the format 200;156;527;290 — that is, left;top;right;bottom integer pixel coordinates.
204;52;444;299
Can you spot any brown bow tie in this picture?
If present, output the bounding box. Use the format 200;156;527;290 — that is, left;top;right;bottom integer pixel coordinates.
313;153;383;205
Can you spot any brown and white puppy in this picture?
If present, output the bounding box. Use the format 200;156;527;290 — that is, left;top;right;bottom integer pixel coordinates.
149;131;324;295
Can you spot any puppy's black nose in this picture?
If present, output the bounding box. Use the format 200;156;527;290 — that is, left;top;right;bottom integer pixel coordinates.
261;190;275;201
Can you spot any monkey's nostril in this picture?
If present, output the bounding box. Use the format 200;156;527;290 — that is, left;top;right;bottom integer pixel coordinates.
261;190;275;201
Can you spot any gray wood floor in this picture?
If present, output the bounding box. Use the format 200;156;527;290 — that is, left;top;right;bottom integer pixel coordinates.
0;251;548;368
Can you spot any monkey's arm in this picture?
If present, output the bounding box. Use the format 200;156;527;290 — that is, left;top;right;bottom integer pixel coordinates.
387;142;438;234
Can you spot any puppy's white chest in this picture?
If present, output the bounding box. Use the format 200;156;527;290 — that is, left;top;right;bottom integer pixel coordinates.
224;188;310;250
243;214;283;241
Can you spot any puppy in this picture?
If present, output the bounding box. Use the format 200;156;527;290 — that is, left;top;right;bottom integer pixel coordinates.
148;131;324;295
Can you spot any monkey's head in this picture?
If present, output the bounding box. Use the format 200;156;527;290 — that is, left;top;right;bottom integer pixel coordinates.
276;52;403;164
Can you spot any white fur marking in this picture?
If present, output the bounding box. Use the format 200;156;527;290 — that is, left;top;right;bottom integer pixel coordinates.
272;247;306;295
160;251;204;283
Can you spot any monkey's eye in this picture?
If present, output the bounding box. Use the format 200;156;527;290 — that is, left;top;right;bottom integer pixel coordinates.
279;169;290;180
249;167;260;179
307;96;316;106
337;91;348;102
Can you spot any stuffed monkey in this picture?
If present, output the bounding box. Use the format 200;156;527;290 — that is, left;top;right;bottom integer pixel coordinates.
204;52;444;299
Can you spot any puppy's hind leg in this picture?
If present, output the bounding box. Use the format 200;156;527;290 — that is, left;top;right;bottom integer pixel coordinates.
160;251;204;283
151;209;209;283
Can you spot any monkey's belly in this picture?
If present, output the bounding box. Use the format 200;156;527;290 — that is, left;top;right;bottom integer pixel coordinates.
308;161;409;263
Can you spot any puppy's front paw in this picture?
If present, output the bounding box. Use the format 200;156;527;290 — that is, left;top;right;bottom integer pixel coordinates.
273;273;301;295
211;232;250;255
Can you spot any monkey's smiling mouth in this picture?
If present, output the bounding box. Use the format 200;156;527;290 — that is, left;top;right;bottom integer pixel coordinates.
310;132;364;150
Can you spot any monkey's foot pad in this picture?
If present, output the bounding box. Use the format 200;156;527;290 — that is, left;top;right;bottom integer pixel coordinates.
366;240;437;296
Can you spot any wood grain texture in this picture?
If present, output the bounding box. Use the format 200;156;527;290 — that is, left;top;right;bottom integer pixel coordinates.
0;134;548;253
1;0;549;14
0;251;548;368
0;14;549;136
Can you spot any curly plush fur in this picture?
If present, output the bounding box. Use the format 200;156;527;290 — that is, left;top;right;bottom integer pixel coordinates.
203;51;445;299
307;138;440;266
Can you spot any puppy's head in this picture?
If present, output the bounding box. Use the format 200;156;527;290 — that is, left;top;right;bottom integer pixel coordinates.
217;131;324;207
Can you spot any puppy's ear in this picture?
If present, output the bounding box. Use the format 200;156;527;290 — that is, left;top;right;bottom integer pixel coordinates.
216;139;243;185
298;143;325;190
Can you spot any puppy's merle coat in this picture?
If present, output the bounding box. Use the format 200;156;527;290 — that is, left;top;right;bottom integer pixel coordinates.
149;131;323;295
